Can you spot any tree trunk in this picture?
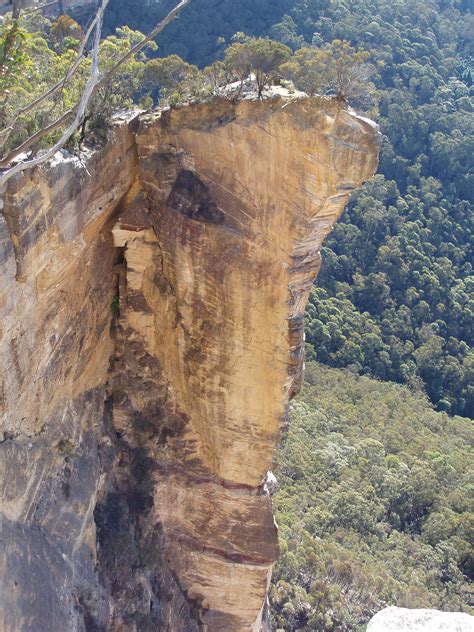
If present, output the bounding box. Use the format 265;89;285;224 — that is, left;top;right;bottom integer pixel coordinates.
12;0;23;19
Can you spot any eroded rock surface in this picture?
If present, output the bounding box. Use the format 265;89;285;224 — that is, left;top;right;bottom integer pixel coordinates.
367;607;474;632
0;98;379;631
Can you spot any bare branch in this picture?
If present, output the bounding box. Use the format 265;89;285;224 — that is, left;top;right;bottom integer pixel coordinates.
0;107;75;167
0;9;102;156
15;8;102;119
0;0;112;167
97;0;192;89
1;0;193;179
0;0;108;188
23;1;60;15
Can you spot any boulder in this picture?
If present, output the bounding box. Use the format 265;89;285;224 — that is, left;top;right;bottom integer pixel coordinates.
367;607;474;632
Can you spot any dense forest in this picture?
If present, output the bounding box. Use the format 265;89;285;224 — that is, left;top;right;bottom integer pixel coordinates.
102;0;473;418
2;1;472;628
271;362;473;631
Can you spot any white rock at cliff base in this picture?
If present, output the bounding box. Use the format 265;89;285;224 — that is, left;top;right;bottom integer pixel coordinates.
367;607;474;632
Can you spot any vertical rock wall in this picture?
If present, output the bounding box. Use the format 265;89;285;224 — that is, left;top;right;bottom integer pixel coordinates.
110;98;379;630
0;98;379;631
0;117;138;631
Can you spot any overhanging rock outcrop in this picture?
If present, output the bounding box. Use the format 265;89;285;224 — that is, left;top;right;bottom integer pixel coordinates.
0;97;379;631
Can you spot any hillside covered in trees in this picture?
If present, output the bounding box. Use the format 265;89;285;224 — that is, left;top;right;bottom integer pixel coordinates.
1;0;472;630
271;362;473;631
103;0;473;418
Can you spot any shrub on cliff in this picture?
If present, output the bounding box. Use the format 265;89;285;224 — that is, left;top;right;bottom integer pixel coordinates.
50;14;84;52
0;14;156;153
0;16;29;95
143;54;208;105
224;34;291;97
280;40;376;106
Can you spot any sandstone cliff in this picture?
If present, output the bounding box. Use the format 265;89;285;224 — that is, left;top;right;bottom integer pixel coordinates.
0;97;379;631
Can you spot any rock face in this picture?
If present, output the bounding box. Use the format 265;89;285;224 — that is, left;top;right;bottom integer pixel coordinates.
367;607;474;632
0;98;379;631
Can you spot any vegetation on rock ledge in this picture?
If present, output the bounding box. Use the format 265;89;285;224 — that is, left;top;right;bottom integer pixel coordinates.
0;5;372;163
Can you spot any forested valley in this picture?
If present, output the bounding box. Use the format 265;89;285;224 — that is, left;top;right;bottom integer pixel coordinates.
1;0;472;629
272;363;473;630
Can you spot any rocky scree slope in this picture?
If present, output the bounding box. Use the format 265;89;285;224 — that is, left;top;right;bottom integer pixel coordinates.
0;97;379;631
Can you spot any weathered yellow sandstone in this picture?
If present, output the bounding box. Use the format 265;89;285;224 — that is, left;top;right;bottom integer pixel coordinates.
1;98;379;631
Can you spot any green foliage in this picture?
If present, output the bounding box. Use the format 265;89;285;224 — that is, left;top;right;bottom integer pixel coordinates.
0;17;29;93
224;35;291;97
0;16;157;152
281;40;375;104
144;54;198;90
290;0;473;416
270;15;305;52
311;170;473;417
85;25;157;142
143;54;208;105
103;0;296;66
280;45;334;96
50;15;83;52
271;362;473;630
110;294;120;315
1;19;82;149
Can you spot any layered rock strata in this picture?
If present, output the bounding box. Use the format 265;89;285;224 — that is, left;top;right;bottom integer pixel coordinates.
0;97;379;631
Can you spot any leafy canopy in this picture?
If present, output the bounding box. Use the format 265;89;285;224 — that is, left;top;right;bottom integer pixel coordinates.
224;34;291;96
281;40;375;103
272;362;473;630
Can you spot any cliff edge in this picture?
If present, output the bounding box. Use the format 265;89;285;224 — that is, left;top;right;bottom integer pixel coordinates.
0;97;379;631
